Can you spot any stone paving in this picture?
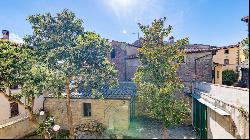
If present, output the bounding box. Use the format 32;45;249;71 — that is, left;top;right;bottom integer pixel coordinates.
123;117;197;139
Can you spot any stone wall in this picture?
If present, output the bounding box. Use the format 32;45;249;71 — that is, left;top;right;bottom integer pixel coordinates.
0;117;35;139
108;40;140;81
109;40;213;89
44;98;130;131
177;51;213;93
126;59;141;81
108;41;127;81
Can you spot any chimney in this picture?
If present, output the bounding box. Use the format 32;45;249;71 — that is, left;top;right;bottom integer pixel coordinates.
169;36;174;43
2;30;9;40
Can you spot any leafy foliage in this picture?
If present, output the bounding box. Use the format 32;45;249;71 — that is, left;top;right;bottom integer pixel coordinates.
133;17;190;129
222;70;239;86
241;37;249;59
24;9;118;95
24;9;118;138
0;40;31;91
36;116;55;137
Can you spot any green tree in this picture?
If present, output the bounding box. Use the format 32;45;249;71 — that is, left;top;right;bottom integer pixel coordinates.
0;40;30;91
241;37;249;59
222;70;239;86
24;9;118;138
0;40;54;138
133;18;190;138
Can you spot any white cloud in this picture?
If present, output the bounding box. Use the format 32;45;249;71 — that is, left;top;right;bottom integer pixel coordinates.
9;33;24;44
122;29;127;34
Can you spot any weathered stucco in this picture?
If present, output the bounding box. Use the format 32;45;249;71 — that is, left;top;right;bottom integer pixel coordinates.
44;98;130;131
0;118;35;139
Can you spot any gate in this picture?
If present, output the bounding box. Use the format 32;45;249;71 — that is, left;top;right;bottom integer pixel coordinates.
193;98;207;139
129;97;136;121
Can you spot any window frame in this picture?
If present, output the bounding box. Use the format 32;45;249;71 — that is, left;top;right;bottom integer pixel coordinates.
224;49;229;54
83;102;92;117
10;102;19;118
224;59;229;65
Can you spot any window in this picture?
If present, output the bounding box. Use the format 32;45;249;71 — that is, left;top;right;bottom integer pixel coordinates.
224;49;229;54
11;84;19;89
111;48;116;59
10;102;19;118
224;59;229;65
217;71;220;79
83;103;91;117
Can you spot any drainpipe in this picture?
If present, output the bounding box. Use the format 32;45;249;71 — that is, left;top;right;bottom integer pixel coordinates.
213;65;216;84
124;44;127;81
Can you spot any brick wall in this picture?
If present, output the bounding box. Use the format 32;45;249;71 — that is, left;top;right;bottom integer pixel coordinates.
44;98;130;131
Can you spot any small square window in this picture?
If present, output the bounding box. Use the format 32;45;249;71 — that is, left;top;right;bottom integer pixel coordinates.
224;59;229;65
83;103;91;117
224;49;229;54
10;102;19;118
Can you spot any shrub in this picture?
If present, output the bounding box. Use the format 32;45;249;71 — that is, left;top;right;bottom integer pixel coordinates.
222;70;239;86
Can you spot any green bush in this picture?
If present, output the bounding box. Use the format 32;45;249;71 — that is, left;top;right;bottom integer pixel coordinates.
222;70;239;86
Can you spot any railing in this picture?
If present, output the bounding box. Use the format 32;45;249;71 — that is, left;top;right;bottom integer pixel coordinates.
0;113;28;128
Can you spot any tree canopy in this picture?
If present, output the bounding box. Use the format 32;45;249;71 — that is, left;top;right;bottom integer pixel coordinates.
24;9;118;138
133;17;190;138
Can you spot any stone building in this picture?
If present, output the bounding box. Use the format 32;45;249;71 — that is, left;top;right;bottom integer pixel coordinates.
108;38;221;92
177;44;219;92
44;82;137;131
108;40;141;81
213;44;245;72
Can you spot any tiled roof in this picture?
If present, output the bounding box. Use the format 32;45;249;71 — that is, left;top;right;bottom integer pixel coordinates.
220;44;239;49
180;44;219;53
71;82;138;99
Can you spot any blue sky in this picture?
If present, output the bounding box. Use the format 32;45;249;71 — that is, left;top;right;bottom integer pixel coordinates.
0;0;248;46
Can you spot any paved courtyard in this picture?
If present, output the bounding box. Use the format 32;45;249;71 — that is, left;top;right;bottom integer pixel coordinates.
123;117;197;139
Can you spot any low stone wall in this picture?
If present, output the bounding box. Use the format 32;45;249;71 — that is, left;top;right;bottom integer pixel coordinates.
193;82;249;139
44;98;130;131
194;82;249;108
0;118;35;139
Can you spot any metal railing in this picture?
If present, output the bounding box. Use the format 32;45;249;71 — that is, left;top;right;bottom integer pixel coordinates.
0;113;28;128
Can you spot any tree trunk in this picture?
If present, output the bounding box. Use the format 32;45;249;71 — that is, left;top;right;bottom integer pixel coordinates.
162;126;168;139
66;77;75;139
